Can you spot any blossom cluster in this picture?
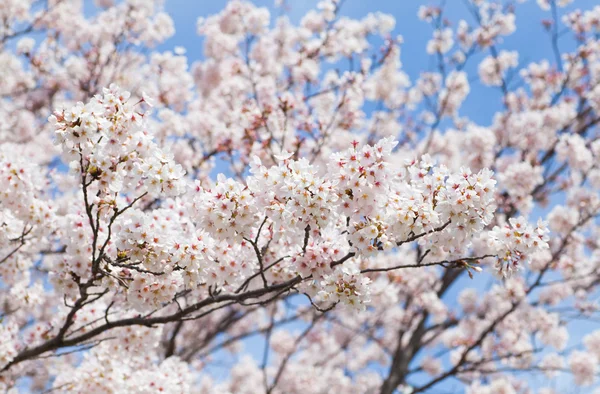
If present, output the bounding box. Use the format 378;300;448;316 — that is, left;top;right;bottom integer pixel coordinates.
50;84;186;199
488;217;550;277
193;174;258;242
248;154;340;241
52;327;193;393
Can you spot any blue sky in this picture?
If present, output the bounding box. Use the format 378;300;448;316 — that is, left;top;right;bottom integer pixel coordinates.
153;1;600;392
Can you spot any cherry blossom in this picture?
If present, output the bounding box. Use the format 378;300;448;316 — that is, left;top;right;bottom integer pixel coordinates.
1;0;600;393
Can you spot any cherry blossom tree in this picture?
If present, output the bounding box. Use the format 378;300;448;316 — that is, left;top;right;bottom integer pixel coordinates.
0;0;599;392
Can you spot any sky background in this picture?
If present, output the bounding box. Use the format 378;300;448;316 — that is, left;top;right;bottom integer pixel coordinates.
151;0;599;392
